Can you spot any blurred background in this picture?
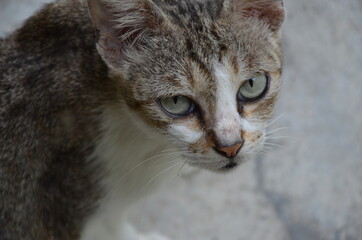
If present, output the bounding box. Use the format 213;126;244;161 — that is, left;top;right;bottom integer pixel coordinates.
1;0;361;239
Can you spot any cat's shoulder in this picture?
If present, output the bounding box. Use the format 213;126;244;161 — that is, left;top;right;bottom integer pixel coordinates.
0;0;111;146
0;0;108;104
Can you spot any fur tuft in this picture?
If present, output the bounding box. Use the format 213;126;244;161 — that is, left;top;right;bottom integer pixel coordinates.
232;0;285;31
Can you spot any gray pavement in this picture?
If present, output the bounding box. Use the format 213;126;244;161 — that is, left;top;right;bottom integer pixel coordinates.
1;0;362;239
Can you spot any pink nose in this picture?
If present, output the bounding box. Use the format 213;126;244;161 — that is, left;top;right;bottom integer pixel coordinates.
214;142;243;158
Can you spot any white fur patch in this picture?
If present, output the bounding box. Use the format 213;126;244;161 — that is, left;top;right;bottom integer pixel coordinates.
213;59;263;154
81;104;181;240
240;118;258;132
213;61;243;145
169;124;203;144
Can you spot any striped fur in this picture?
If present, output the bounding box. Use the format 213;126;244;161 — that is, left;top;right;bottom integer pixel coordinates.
0;0;284;239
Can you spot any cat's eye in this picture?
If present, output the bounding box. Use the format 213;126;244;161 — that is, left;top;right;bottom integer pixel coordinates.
159;96;195;116
238;73;269;101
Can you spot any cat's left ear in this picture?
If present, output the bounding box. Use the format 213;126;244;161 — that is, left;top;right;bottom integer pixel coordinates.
87;0;170;68
229;0;285;32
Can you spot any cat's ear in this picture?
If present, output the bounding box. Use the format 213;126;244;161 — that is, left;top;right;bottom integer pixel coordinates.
87;0;167;67
230;0;285;32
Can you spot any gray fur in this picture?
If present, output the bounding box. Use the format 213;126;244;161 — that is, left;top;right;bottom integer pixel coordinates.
0;0;284;239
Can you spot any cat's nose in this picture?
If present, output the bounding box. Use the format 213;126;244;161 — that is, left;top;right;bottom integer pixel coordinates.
214;141;244;158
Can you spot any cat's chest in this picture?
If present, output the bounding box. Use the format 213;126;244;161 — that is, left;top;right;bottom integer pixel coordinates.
93;105;180;203
80;105;180;239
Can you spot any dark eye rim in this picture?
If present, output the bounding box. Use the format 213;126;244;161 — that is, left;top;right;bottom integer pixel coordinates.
237;72;270;103
157;96;197;118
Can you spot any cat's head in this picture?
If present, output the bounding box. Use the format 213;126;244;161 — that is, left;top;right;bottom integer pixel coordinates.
88;0;285;171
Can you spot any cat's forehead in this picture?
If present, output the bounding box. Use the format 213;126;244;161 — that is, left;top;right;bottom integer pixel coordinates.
132;32;280;104
129;0;282;100
150;0;231;56
153;0;225;24
144;7;280;73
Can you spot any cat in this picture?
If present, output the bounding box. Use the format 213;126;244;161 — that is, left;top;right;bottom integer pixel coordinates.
0;0;285;239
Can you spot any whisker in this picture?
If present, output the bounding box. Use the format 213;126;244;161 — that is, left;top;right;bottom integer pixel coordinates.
161;148;179;153
263;142;288;150
141;162;181;192
266;127;290;136
152;158;180;168
266;113;285;128
265;136;295;140
259;149;270;155
177;162;187;177
117;151;181;182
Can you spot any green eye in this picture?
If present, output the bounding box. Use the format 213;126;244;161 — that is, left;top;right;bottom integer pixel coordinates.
238;73;269;101
159;96;195;116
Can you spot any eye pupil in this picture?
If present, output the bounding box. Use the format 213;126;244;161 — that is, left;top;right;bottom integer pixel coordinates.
238;73;268;101
249;79;254;87
159;96;195;117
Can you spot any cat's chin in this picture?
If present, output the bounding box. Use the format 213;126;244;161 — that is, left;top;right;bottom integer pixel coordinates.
201;163;240;173
215;161;247;173
219;162;239;171
184;156;247;173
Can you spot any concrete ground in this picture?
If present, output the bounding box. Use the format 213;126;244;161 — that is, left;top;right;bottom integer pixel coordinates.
1;0;361;239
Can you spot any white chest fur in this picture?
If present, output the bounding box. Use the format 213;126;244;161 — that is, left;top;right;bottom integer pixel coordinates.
80;104;180;240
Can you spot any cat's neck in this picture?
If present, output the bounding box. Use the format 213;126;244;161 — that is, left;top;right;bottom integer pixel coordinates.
81;102;180;239
94;103;180;206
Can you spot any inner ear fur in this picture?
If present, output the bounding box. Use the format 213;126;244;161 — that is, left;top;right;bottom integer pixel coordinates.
87;0;169;66
232;0;285;31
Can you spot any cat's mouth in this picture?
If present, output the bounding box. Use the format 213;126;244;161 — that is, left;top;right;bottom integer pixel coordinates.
220;162;238;170
183;155;246;172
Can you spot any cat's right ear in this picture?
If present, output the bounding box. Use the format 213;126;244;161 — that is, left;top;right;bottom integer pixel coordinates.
228;0;285;32
87;0;167;68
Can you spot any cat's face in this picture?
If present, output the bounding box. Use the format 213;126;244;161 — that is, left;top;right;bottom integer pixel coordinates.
89;0;284;171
